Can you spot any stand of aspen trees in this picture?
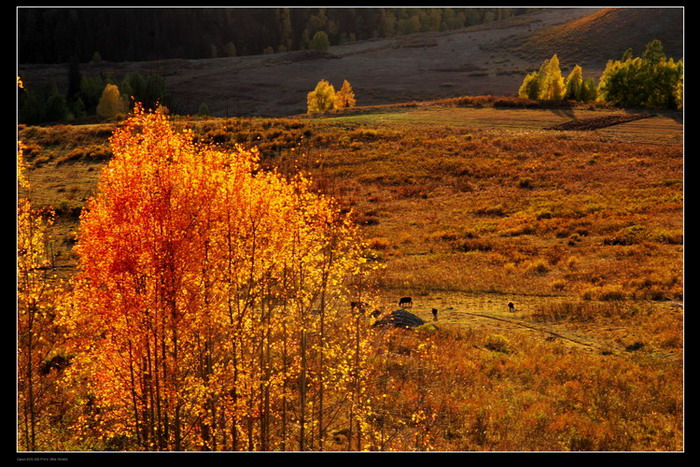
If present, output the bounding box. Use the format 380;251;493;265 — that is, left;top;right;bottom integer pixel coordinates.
60;105;376;450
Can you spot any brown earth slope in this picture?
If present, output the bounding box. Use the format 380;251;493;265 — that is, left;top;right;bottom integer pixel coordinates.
505;7;683;68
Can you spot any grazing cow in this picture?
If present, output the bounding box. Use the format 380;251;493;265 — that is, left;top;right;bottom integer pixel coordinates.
431;308;438;321
508;301;515;312
398;296;413;308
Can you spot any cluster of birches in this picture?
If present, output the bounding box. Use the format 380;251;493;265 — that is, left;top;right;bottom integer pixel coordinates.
307;79;357;114
519;39;683;110
18;104;384;451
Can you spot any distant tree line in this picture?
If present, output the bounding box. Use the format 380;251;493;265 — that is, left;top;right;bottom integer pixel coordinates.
518;39;682;110
19;65;169;124
18;7;531;64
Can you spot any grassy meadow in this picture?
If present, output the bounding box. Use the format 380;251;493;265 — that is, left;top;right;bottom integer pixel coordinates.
18;97;683;451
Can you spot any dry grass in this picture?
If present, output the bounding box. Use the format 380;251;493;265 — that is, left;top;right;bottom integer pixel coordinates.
19;101;683;321
18;100;684;451
365;322;682;451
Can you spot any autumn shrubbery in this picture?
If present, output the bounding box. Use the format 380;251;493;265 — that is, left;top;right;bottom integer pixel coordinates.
55;144;111;165
363;323;682;451
187;115;684;302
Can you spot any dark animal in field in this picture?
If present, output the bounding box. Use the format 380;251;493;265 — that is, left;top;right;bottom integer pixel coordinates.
398;296;413;308
626;341;645;352
508;301;515;312
370;309;382;318
431;308;438;321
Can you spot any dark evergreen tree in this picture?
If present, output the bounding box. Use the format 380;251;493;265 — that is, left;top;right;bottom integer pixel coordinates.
67;54;81;102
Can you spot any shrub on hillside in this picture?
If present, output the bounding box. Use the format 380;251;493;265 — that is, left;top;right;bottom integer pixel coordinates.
96;84;128;119
311;30;331;51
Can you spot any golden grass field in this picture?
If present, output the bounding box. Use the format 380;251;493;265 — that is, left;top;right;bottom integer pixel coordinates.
18;98;684;450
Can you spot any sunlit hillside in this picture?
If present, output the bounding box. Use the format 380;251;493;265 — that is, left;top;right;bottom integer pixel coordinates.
508;7;683;67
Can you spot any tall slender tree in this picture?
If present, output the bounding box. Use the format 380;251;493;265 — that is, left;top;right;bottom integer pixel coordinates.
17;139;65;450
538;54;565;101
564;65;584;101
335;80;356;109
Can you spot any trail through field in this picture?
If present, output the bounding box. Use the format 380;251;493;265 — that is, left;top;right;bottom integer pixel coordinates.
546;113;654;131
377;291;679;359
450;309;606;352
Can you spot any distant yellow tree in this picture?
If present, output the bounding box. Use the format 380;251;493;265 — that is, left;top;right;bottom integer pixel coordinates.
96;83;128;119
335;80;356;109
564;65;584;101
307;79;336;113
539;54;566;101
674;76;683;110
518;71;539;99
518;54;566;101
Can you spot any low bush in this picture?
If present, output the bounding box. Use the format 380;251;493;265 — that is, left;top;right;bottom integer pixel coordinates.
55;144;111;165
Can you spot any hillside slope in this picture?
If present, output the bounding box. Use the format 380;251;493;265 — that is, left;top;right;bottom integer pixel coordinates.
504;7;683;68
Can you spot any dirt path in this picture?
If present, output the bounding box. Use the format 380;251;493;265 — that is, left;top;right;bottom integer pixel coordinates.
546;114;654;131
377;291;679;359
453;309;610;352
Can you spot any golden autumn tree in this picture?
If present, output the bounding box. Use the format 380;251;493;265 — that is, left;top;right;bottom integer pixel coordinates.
537;54;566;101
335;80;356;109
307;79;336;114
70;104;375;451
17;73;71;451
17;139;69;450
518;54;566;101
17;141;48;451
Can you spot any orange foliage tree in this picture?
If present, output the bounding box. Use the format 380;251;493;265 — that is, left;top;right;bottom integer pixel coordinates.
69;105;375;451
18;140;68;450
